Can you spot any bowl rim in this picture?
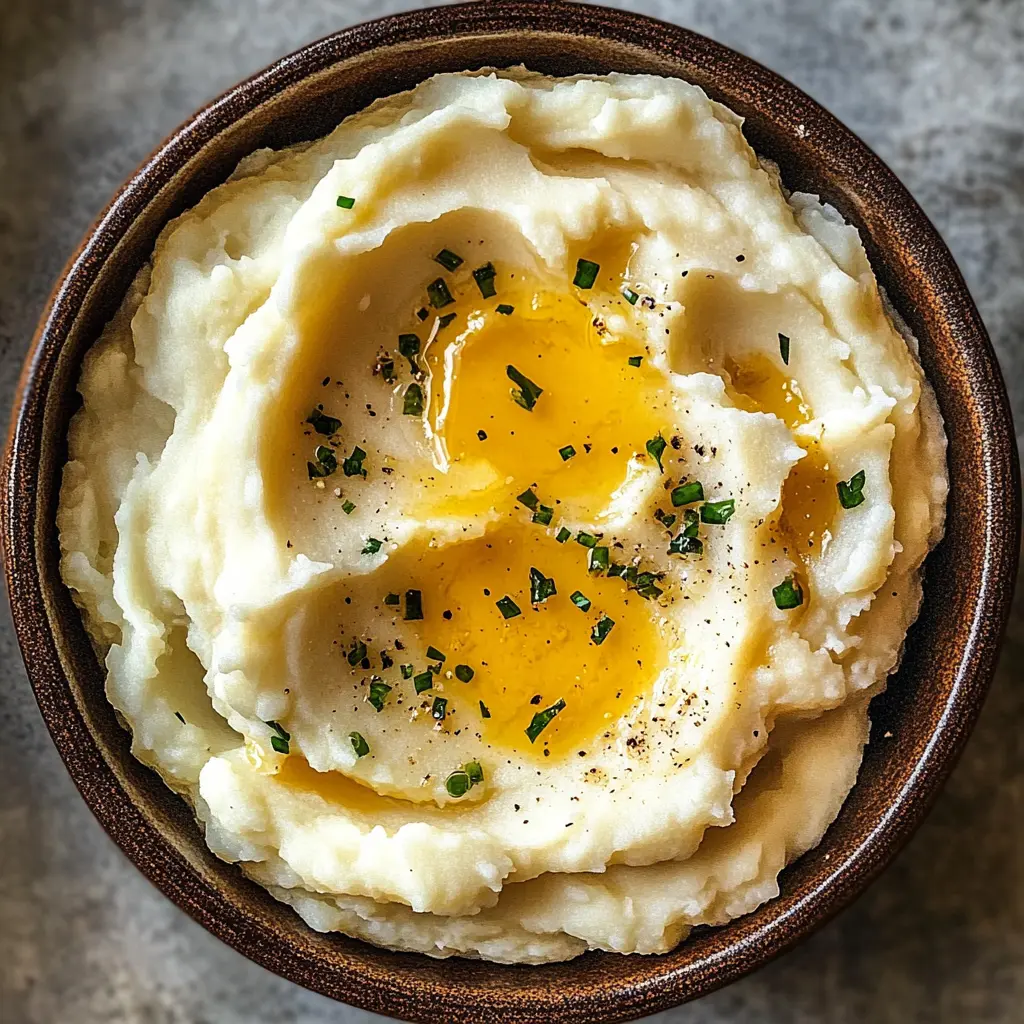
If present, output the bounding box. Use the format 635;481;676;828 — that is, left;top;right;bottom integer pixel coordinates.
3;2;1020;1021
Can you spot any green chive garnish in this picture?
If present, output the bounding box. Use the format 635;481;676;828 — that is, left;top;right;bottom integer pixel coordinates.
434;248;463;271
347;640;368;666
427;277;454;308
576;532;598;548
336;195;355;209
517;488;540;510
416;307;429;321
414;671;434;694
570;591;591;612
426;645;446;662
671;480;704;506
400;664;414;679
368;681;392;712
267;720;290;755
773;575;804;610
306;408;341;435
496;304;514;315
588;546;610;574
403;382;424;416
381;651;394;669
507;365;543;411
526;698;566;742
529;567;557;604
573;259;600;289
668;532;703;557
646;433;667;472
591;616;615;645
555;527;571;543
532;505;554;526
404;589;423;621
779;332;791;365
309;445;337;478
350;731;369;757
445;770;471;797
628;355;643;367
559;445;576;461
496;596;522;619
362;538;383;555
384;592;400;605
472;262;497;298
701;499;736;525
623;287;639;306
431;696;448;720
631;571;664;600
398;332;420;372
342;446;367;478
837;470;866;509
465;760;484;784
342;500;356;515
455;664;475;683
377;356;396;383
654;508;676;529
479;700;491;718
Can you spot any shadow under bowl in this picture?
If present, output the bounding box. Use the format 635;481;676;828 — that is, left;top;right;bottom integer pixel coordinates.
2;3;1019;1022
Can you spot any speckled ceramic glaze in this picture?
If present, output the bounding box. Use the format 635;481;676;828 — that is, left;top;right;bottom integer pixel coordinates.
2;3;1018;1021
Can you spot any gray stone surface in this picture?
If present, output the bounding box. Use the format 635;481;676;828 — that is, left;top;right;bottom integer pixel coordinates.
1;0;1022;1021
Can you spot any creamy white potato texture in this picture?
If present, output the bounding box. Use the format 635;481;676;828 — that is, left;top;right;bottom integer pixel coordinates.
59;71;947;963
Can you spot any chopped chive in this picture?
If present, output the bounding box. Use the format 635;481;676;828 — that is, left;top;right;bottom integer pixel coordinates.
507;364;543;411
837;469;866;510
526;698;566;742
312;445;338;477
632;571;664;600
431;696;448;721
623;287;640;306
529;567;557;604
496;303;514;315
570;591;592;612
591;616;615;645
381;650;394;669
608;564;627;578
437;312;457;330
654;508;676;529
368;681;392;712
532;505;554;526
384;592;400;605
174;711;186;724
472;262;497;298
555;527;571;544
342;446;367;478
362;537;383;555
465;760;484;785
398;332;420;372
628;355;643;367
671;480;704;506
588;546;610;574
404;589;423;621
400;664;414;679
477;429;487;440
434;248;463;271
773;575;804;610
377;356;396;383
306;408;341;435
350;732;369;757
576;532;598;549
416;306;429;321
426;645;446;663
336;195;355;209
779;332;791;366
267;720;289;740
455;664;475;683
341;500;356;515
403;382;424;416
445;770;471;797
479;700;491;718
701;498;736;525
270;735;289;754
496;596;521;619
559;445;577;461
427;277;454;308
414;671;434;694
347;640;368;666
646;433;667;472
668;532;703;557
573;258;600;289
517;488;540;511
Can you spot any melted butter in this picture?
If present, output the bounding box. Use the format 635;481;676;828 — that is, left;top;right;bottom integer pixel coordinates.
414;284;666;520
399;525;668;760
724;354;836;575
277;756;399;812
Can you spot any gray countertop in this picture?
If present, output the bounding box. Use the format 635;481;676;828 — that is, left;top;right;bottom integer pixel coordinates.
1;1;1022;1022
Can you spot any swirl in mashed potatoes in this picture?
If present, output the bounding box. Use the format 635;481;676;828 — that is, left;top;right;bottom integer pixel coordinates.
58;70;947;963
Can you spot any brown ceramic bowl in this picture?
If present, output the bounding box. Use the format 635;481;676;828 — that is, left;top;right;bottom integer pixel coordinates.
3;3;1019;1021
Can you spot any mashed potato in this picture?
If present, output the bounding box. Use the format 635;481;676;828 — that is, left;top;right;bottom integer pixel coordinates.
58;70;947;962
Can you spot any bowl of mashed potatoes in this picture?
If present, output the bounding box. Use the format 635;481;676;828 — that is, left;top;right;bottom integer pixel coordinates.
4;3;1018;1021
